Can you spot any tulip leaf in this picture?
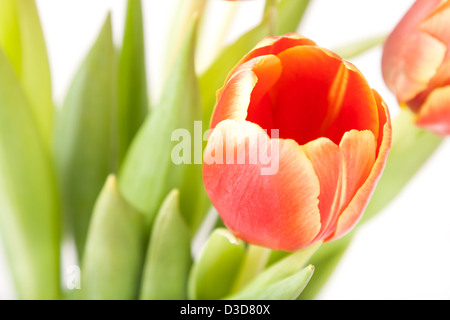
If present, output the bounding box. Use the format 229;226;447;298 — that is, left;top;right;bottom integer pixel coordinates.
119;15;203;231
80;175;146;300
297;234;353;300
0;47;60;299
188;228;246;300
117;0;149;166
0;0;21;73
164;0;207;76
229;241;320;298
139;190;192;300
333;34;387;60
362;108;444;223
0;0;54;147
272;0;311;36
55;15;117;258
226;265;314;300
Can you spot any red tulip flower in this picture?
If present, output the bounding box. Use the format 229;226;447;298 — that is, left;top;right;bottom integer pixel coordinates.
203;34;391;251
382;0;450;135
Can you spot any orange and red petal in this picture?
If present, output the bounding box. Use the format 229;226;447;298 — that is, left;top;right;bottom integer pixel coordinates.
210;55;282;129
324;61;380;144
203;120;322;251
258;46;379;145
240;33;316;65
302;138;341;241
210;69;257;129
327;96;392;241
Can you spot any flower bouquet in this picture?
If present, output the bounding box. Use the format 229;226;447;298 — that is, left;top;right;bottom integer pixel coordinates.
0;0;449;301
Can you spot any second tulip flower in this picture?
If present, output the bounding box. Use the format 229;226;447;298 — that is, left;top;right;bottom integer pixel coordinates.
382;0;450;135
203;34;392;251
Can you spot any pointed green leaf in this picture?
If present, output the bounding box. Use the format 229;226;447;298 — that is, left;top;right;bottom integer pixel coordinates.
0;0;22;73
117;0;149;166
0;47;60;299
298;235;353;300
119;15;203;230
0;0;54;147
80;175;146;300
227;265;314;300
188;229;246;300
333;34;387;60
228;242;320;299
273;0;311;36
164;0;207;77
139;190;192;300
16;0;54;145
55;15;117;257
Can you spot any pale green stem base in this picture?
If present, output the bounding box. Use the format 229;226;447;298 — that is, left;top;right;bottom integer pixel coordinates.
231;245;272;293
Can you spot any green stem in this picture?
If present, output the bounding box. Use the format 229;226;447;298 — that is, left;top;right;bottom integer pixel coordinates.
231;245;272;293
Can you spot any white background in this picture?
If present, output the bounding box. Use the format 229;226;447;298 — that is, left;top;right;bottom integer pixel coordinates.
1;0;449;300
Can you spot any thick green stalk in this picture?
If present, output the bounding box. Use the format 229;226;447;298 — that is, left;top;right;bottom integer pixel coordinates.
231;245;272;293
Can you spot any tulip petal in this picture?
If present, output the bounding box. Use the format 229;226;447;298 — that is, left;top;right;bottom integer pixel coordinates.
268;46;343;145
420;0;450;53
373;89;389;153
302;138;341;241
210;70;257;129
329;92;392;241
318;130;376;242
416;85;450;135
325;61;380;144
303;130;379;241
211;54;282;130
203;119;321;251
241;33;316;65
262;46;378;145
382;0;446;102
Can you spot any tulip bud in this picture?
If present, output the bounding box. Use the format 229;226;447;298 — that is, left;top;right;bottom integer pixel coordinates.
382;0;450;135
203;33;392;251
